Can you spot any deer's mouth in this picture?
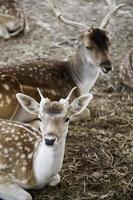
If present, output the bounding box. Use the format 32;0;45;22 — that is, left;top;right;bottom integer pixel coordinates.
100;60;112;74
102;66;111;73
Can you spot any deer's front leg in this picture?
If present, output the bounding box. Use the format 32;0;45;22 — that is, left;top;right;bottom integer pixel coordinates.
48;174;61;186
0;181;32;200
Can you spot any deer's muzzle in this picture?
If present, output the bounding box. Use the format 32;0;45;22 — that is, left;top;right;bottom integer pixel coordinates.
44;133;57;146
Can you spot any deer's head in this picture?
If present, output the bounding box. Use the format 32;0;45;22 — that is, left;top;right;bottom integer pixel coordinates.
79;28;111;73
16;87;92;146
49;0;125;74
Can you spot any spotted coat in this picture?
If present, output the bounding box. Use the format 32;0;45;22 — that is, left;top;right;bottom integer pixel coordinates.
0;119;41;188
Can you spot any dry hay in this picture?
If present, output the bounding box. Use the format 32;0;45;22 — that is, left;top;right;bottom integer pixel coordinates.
30;74;133;200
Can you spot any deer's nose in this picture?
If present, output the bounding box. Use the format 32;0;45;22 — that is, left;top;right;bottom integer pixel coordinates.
100;60;112;73
44;133;56;146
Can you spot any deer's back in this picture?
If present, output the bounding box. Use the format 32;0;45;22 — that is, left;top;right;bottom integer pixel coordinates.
0;119;41;187
0;58;79;119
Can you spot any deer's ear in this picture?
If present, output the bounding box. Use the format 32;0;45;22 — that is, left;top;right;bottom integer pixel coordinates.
68;93;93;118
16;93;40;116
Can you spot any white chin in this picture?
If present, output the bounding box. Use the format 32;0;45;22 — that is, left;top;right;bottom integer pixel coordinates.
100;69;106;75
102;68;109;74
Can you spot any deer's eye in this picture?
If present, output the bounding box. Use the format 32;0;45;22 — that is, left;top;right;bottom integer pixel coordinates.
38;117;41;122
64;117;70;123
86;46;93;50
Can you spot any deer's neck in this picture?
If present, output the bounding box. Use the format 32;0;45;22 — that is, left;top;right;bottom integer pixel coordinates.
33;137;66;188
69;48;100;94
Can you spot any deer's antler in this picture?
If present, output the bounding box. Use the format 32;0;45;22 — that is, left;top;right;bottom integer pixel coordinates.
99;0;125;29
66;87;77;102
49;0;125;31
49;0;88;29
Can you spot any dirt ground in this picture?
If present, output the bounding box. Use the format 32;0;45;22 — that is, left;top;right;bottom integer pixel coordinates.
0;0;133;199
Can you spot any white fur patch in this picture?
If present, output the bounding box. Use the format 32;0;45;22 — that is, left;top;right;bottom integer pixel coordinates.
33;139;66;188
0;164;8;170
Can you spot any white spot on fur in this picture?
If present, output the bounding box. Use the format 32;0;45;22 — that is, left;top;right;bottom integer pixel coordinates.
3;84;10;91
24;147;30;152
51;90;57;96
6;96;11;104
1;127;6;131
4;149;8;154
5;137;11;142
12;169;15;173
9;147;14;151
17;142;21;146
21;166;26;172
5;154;9;158
0;164;8;170
18;146;22;150
16;152;20;157
11;129;15;134
14;136;19;140
9;157;13;161
28;137;33;142
20;154;25;159
27;152;33;159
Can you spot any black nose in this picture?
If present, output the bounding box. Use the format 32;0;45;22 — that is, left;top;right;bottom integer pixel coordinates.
44;138;56;146
44;133;57;146
100;60;112;73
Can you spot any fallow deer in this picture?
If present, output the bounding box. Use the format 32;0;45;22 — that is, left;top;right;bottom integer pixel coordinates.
0;0;29;39
0;0;125;122
0;87;92;200
119;49;133;89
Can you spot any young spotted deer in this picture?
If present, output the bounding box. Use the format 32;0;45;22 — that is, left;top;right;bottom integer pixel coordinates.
0;74;23;120
0;0;124;122
0;88;92;200
0;0;28;39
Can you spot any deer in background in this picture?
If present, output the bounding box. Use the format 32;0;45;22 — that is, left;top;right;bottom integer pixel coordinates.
0;88;92;200
119;49;133;89
0;0;29;39
0;0;125;123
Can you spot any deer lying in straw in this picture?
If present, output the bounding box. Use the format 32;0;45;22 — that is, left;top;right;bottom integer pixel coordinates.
0;0;124;122
0;87;93;200
119;49;133;89
0;0;29;38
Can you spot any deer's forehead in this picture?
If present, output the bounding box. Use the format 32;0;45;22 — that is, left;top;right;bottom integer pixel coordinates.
82;29;109;50
90;29;109;49
40;102;67;117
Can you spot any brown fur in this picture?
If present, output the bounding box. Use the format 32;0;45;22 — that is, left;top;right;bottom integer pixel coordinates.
89;29;110;51
45;102;64;115
0;29;111;120
0;59;79;97
0;75;21;119
0;119;41;187
0;59;80;119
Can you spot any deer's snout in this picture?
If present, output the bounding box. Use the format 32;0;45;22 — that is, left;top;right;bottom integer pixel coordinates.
100;60;112;73
44;133;56;146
